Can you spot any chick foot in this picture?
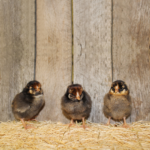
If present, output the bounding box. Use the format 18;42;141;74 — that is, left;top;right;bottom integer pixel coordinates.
105;117;111;126
122;117;130;128
67;119;76;128
20;118;35;130
79;117;89;129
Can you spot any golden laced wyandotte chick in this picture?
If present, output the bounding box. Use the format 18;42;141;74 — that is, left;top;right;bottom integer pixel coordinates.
61;84;92;129
12;80;45;129
103;80;132;128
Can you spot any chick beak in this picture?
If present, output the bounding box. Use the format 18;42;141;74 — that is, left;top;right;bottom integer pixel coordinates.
35;89;39;92
115;84;119;93
35;87;40;92
76;92;80;100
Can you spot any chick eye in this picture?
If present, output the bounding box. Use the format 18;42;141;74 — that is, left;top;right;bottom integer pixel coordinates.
68;93;75;99
70;93;75;96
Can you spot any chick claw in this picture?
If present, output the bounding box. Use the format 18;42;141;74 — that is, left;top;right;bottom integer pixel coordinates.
122;124;130;128
80;124;89;129
25;124;36;130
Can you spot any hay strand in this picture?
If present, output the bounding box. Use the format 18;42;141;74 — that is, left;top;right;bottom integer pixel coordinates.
0;121;150;149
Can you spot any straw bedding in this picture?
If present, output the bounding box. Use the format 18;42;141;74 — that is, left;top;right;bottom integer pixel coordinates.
0;120;150;150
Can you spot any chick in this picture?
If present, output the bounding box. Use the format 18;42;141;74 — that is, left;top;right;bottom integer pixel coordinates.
103;80;132;128
12;80;45;129
61;84;92;129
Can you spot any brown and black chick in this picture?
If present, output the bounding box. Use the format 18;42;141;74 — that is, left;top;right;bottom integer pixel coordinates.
12;80;45;129
61;84;92;129
103;80;132;128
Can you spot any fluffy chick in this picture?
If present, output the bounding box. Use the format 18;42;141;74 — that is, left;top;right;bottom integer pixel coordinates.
12;80;45;129
61;84;92;129
103;80;132;128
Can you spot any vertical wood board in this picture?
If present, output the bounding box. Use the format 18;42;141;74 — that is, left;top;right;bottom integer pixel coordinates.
112;0;150;121
73;0;112;123
0;0;35;121
36;0;72;122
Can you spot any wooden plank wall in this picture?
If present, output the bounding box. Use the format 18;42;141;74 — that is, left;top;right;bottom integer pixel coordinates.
0;0;35;121
113;0;150;122
73;0;112;123
36;0;72;122
0;0;150;123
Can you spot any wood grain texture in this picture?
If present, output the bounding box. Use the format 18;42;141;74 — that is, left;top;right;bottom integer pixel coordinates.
0;0;35;121
36;0;72;122
73;0;112;123
113;0;150;121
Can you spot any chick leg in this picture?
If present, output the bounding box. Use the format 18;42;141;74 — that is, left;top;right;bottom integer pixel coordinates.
106;117;111;126
82;117;86;129
68;119;74;128
79;117;89;129
20;118;35;130
122;117;129;128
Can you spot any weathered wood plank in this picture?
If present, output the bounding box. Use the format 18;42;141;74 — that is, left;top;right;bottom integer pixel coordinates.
113;0;150;121
0;0;35;121
73;0;112;123
36;0;72;122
